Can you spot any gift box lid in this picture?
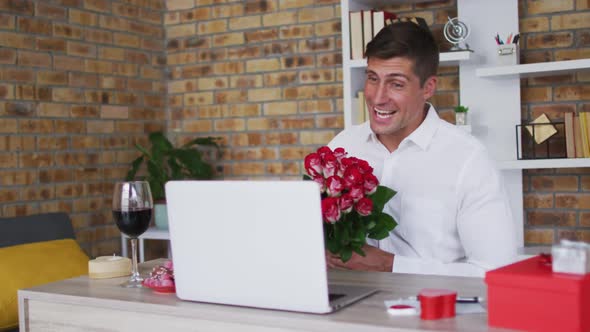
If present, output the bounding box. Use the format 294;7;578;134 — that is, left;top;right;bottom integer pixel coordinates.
485;255;590;294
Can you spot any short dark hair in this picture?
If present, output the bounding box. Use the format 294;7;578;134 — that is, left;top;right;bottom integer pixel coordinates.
365;21;439;86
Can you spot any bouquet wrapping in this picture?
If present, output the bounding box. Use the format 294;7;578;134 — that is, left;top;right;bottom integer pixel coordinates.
304;146;397;262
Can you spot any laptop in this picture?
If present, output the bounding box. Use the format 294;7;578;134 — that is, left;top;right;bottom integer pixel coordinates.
165;180;378;314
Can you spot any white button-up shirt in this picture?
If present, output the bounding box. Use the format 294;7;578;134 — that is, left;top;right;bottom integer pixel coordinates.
328;106;517;277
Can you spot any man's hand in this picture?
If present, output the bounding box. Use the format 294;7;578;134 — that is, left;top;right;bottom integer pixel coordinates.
326;245;394;272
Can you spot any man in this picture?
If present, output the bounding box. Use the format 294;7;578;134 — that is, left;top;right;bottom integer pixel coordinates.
326;22;517;277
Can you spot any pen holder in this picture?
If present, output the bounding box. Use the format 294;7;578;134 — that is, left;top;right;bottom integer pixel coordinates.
497;44;519;66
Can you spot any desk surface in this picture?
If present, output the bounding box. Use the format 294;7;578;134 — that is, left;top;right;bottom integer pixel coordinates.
18;260;511;332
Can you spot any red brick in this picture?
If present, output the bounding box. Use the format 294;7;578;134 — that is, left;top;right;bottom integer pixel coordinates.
526;32;573;49
527;211;576;226
557;230;590;242
53;23;83;39
0;49;16;64
17;51;51;68
524;229;555;245
54;55;84;71
555;85;590;101
36;2;67;19
524;193;554;208
0;170;36;186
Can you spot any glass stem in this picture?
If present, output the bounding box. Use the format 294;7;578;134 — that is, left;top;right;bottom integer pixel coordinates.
130;237;140;280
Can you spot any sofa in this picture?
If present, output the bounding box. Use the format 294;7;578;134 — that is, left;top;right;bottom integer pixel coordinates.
0;212;89;331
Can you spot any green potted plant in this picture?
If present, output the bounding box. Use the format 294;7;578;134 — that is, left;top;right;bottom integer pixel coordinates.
454;105;469;126
125;131;221;229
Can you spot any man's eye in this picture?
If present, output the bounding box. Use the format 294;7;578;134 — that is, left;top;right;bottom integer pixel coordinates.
366;76;378;83
389;82;404;89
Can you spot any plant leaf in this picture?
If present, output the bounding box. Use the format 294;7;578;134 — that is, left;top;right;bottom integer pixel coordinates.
352;245;365;257
334;222;350;246
125;156;144;181
370;186;396;212
378;212;397;230
182;136;220;149
340;247;352;263
125;131;221;201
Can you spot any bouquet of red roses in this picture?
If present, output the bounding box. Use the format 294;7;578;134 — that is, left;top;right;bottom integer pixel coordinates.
304;146;397;262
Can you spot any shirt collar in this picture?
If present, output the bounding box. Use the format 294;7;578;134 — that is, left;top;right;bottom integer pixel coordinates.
404;104;439;151
362;103;440;151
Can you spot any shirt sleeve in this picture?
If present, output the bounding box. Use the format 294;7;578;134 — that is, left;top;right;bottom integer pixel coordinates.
391;147;518;278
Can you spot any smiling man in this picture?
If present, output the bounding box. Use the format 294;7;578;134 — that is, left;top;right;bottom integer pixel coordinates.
327;21;517;277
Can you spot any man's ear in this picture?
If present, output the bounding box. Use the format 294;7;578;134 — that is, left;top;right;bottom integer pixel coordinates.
422;76;437;100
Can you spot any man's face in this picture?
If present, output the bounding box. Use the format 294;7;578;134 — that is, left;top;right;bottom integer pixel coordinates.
364;56;436;151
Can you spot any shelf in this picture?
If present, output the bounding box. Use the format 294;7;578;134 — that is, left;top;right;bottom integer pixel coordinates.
498;158;590;170
352;0;436;5
476;59;590;78
347;51;472;68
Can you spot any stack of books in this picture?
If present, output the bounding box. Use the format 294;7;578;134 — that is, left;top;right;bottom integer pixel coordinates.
565;112;590;158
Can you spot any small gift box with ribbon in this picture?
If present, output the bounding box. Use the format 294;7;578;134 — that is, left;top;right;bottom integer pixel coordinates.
486;254;590;332
552;240;590;275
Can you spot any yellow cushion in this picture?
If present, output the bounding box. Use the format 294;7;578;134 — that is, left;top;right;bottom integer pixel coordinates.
0;239;89;330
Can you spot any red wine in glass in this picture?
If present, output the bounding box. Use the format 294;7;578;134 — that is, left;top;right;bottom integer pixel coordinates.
113;181;153;288
113;209;152;238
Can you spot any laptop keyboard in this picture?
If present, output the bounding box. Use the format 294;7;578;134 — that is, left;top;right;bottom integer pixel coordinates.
329;293;346;302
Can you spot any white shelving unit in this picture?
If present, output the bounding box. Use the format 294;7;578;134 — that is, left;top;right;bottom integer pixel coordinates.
341;0;590;247
476;58;590;78
347;51;472;69
477;58;590;170
498;158;590;170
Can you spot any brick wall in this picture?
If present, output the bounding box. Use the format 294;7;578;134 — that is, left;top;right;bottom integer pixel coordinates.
164;0;343;179
519;0;590;244
1;0;589;257
0;0;166;256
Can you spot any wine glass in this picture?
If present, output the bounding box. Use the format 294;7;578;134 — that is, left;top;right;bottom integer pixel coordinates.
112;181;153;288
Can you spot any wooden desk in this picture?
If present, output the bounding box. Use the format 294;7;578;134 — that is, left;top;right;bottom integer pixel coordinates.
18;260;510;332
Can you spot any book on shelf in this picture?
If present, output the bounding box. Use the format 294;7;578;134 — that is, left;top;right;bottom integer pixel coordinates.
356;90;367;124
362;10;373;54
372;10;397;38
583;112;590;157
567;112;590;159
349;11;364;60
573;113;584;158
564;112;575;158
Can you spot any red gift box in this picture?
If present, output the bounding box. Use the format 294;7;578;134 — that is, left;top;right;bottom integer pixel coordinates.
485;255;590;332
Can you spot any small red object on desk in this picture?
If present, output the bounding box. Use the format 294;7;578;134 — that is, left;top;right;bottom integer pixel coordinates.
486;255;590;332
418;288;457;320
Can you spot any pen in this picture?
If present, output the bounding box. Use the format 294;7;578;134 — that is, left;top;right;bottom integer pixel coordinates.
512;34;520;44
409;295;484;303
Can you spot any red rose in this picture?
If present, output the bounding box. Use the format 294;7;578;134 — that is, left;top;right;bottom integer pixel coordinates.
322;197;341;223
333;147;347;161
349;184;365;202
340;157;355;168
363;173;379;195
317;146;333;159
304;152;322;177
322;153;338;177
355;197;373;216
343;166;364;188
357;159;373;174
339;193;354;213
326;175;344;197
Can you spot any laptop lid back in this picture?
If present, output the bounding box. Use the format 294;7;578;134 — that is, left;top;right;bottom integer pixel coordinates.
165;180;332;313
